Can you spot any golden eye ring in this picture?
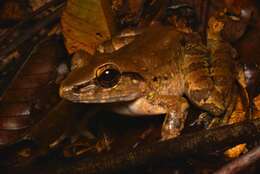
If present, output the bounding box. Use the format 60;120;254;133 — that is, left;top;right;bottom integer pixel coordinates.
96;64;121;88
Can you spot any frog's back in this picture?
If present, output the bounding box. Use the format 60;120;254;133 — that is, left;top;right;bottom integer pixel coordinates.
112;26;185;76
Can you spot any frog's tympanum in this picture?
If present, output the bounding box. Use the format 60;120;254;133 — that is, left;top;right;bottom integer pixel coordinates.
60;25;239;140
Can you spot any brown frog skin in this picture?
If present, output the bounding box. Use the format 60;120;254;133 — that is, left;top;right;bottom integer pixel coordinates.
59;25;238;140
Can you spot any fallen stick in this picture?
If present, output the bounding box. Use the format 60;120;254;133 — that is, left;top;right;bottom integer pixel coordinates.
0;0;65;97
0;0;66;61
49;118;260;174
0;0;66;44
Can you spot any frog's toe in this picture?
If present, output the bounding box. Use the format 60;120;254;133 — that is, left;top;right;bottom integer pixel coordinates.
190;112;213;128
207;117;223;128
160;128;181;141
160;112;185;141
190;112;223;129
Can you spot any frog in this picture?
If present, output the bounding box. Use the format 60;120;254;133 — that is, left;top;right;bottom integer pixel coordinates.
59;24;241;140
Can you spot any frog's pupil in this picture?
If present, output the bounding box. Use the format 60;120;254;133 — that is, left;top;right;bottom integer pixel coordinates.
97;68;120;88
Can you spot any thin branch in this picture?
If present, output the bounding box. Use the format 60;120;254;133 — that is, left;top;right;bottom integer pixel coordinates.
0;0;66;44
0;0;65;97
0;0;66;61
46;118;260;174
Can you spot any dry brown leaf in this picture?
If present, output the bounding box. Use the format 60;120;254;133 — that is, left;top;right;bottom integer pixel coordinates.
61;0;117;55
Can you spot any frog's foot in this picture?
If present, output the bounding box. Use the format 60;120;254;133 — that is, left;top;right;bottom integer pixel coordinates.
190;112;213;129
161;112;185;140
63;134;98;158
160;97;189;141
208;117;225;129
190;112;226;129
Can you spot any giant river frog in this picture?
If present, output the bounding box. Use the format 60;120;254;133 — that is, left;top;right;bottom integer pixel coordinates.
59;25;241;140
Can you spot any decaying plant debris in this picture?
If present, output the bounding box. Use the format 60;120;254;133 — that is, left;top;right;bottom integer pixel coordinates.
0;0;260;174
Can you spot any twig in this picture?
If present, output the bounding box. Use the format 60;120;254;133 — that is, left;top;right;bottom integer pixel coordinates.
0;0;65;97
0;0;66;61
48;118;260;174
0;100;88;167
214;146;260;174
0;0;66;44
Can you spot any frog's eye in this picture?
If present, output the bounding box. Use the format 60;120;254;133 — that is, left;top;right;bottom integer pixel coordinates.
96;64;121;88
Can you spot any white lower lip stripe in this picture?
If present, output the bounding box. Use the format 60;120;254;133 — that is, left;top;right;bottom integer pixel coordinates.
79;84;96;92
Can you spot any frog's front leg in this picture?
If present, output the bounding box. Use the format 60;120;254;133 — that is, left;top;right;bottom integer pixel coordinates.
112;95;189;140
155;96;189;140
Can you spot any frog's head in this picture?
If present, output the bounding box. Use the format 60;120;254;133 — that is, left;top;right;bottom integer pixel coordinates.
60;53;147;103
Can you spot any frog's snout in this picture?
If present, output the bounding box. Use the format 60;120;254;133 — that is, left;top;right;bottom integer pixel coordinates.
59;82;73;99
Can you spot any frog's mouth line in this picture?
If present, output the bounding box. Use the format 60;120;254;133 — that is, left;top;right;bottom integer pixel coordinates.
60;72;146;103
75;93;143;103
61;82;145;104
62;89;143;103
